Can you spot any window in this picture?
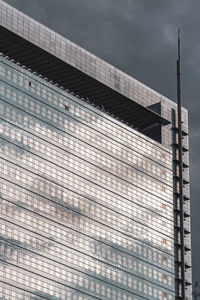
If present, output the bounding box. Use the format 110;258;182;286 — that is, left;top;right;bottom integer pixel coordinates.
163;239;166;244
162;187;166;192
29;81;31;87
162;204;166;209
65;105;69;111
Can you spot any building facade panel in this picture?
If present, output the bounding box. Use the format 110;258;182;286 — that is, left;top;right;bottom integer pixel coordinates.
0;55;176;299
0;0;192;299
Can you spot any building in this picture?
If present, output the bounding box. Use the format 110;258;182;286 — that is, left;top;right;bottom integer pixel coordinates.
0;0;192;299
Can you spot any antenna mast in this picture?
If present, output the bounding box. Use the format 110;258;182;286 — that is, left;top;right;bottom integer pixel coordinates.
176;28;185;299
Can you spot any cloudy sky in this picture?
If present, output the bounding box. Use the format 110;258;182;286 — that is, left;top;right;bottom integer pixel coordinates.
4;0;200;287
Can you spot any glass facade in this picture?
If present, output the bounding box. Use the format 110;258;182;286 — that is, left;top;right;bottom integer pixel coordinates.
0;56;176;299
0;0;192;299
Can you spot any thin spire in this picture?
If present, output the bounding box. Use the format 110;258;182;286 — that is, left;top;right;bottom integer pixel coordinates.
176;28;185;299
177;28;181;107
178;28;181;61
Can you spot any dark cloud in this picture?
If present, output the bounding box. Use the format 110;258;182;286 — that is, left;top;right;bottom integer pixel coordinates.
4;0;200;285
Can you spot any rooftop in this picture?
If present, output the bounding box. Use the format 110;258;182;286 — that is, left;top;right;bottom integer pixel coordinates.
0;0;170;132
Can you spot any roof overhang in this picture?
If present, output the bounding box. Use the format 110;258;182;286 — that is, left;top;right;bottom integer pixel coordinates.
0;26;170;130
